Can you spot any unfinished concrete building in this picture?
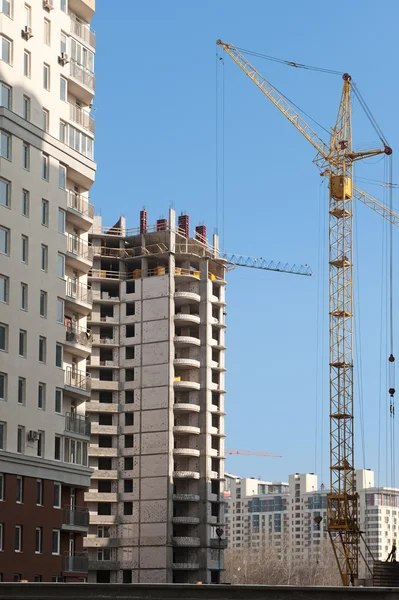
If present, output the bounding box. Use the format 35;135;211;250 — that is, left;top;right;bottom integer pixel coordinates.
84;208;227;584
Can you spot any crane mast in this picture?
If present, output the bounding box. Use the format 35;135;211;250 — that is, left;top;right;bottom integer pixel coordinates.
217;39;392;585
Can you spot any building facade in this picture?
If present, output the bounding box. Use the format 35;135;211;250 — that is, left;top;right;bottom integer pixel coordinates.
225;469;399;566
0;0;96;582
83;209;227;584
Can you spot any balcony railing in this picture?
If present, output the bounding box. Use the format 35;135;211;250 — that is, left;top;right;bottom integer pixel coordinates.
65;412;91;436
69;102;95;134
66;278;93;305
66;234;93;261
67;191;94;219
63;505;90;528
70;59;95;91
65;324;93;347
70;14;96;48
63;552;88;573
65;367;91;392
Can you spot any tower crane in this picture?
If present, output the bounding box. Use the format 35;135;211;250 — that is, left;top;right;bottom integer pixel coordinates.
225;449;282;458
217;39;397;585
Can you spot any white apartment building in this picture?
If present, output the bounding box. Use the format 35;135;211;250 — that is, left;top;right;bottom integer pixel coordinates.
0;0;96;582
225;469;399;565
84;209;227;584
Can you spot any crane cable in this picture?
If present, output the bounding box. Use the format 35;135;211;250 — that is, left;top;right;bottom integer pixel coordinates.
235;46;343;76
387;154;396;489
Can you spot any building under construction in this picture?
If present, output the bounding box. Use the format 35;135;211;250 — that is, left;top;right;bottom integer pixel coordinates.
84;208;227;584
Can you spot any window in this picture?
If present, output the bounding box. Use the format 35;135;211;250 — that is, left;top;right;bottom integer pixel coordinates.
54;436;61;461
59;120;66;143
34;576;42;583
22;142;30;169
21;235;28;263
41;244;48;271
0;82;10;108
20;283;28;310
38;383;45;409
124;501;133;515
14;574;22;582
43;63;50;90
0;227;9;255
125;412;134;426
60;31;67;54
53;482;61;507
40;290;47;317
55;389;63;414
17;427;24;454
42;108;49;132
0;373;6;400
42;153;49;180
0;178;10;207
68;125;94;159
15;525;22;552
41;199;49;226
0;422;5;449
0;0;11;17
0;36;11;65
56;343;63;367
19;329;26;357
23;50;31;77
0;130;10;158
39;336;46;363
70;38;94;72
97;549;111;561
97;503;111;516
44;18;51;45
59;164;66;189
125;434;134;448
124;457;133;470
60;76;67;101
58;209;66;234
0;275;8;303
22;95;30;120
61;0;67;13
22;190;29;216
37;431;44;457
0;324;7;351
18;378;25;405
97;526;110;538
52;530;60;555
56;298;64;323
124;479;133;493
57;253;65;278
36;480;43;506
35;527;42;553
24;4;31;27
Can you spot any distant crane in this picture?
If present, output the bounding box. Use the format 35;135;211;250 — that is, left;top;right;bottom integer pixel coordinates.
225;449;282;458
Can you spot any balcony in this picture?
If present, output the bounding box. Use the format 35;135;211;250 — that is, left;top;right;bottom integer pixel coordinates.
66;234;93;272
63;552;88;573
173;494;200;502
173;537;200;547
69;101;95;135
65;412;91;437
67;191;94;229
173;471;200;480
88;560;120;571
173;425;200;435
174;358;200;369
173;448;200;458
68;0;95;22
174;402;200;414
65;325;92;356
173;379;200;392
172;516;200;525
64;367;91;400
70;14;96;48
172;563;200;570
174;336;200;347
174;313;200;326
174;291;200;304
62;506;89;532
65;278;92;314
69;59;95;103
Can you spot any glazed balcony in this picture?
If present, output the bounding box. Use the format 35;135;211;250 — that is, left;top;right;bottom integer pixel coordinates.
70;13;96;49
69;59;95;104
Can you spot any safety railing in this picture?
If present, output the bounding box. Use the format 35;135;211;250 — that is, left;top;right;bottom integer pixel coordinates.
65;412;91;436
69;102;95;134
70;14;96;48
65;325;92;347
66;278;93;305
66;234;93;261
67;191;94;219
70;59;95;91
64;367;91;392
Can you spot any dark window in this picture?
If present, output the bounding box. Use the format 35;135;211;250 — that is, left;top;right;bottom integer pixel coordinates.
125;325;135;338
98;458;112;470
125;346;134;359
124;457;133;470
126;281;135;294
99;391;113;403
126;303;135;316
124;501;133;515
97;502;111;516
123;570;132;583
124;479;133;493
98;435;113;448
124;434;133;448
97;571;110;583
125;413;134;426
125;369;134;382
98;480;112;493
125;391;134;404
99;413;113;426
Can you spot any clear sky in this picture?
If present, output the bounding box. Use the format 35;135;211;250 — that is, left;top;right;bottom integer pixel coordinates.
91;1;399;488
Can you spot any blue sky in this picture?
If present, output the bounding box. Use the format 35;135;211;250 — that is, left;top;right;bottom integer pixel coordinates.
91;1;399;488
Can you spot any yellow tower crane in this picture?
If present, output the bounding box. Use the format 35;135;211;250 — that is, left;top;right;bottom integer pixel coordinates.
217;39;399;585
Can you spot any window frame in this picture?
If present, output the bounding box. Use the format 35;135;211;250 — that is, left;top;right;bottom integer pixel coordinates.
0;35;12;65
0;81;11;109
37;431;44;457
0;177;10;208
36;479;43;506
0;130;10;159
0;275;9;304
14;525;22;553
35;526;42;554
17;377;25;405
21;235;28;264
57;253;65;279
60;76;67;101
55;388;63;414
52;529;60;555
17;427;24;454
53;482;61;507
22;189;29;216
56;343;63;368
0;226;9;256
40;290;47;318
19;329;27;357
41;199;49;226
44;18;51;46
39;336;47;364
38;383;45;410
43;63;50;91
20;282;28;311
22;142;30;170
16;475;23;503
23;50;31;77
22;95;30;121
42;153;49;181
59;164;67;190
42;108;50;133
0;373;7;401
